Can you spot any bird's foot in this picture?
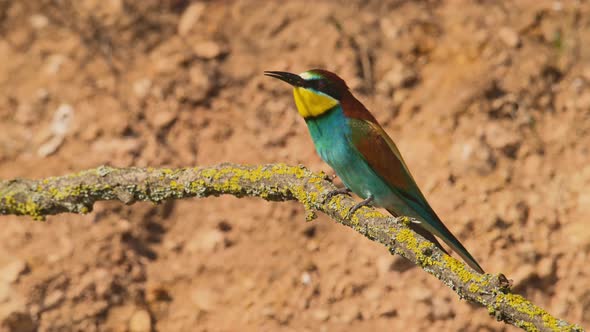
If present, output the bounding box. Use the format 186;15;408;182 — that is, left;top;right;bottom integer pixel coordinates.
346;195;374;219
323;187;352;203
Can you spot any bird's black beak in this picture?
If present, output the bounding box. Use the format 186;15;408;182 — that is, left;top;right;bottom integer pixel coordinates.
264;71;306;87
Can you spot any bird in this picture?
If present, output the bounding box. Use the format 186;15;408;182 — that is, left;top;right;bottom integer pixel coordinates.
264;69;484;274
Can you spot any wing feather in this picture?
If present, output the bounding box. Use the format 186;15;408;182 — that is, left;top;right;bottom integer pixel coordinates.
347;118;484;273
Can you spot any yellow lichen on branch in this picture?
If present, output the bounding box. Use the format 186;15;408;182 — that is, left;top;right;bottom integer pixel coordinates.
0;163;584;332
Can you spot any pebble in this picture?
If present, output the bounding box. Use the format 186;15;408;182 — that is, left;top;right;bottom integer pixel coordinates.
498;27;520;48
338;306;361;323
0;259;28;284
37;104;74;157
312;309;330;321
193;41;227;59
191;288;218;311
133;78;152;98
45;54;66;75
189;65;210;89
484;122;521;156
128;309;152;332
450;138;496;176
178;2;206;36
29;14;49;29
409;287;432;302
149;110;177;129
301;272;312;285
186;229;225;253
43;290;65;309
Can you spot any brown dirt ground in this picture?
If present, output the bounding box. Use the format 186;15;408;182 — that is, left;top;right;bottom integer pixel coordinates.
1;0;589;331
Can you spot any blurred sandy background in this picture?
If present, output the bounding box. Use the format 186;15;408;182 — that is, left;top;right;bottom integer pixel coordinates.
0;0;589;331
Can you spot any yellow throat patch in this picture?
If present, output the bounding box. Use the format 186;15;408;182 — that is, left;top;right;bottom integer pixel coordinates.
293;87;339;118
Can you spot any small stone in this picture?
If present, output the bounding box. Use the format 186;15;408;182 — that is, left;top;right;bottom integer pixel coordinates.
37;104;74;157
261;306;275;318
187;229;226;253
151;38;192;74
387;65;417;88
376;62;418;94
498;27;520;48
0;259;27;284
484;122;521;158
133;79;152;98
191;288;218;311
312;309;330;321
306;241;319;252
450;138;496;176
29;14;49;29
149;110;177;129
94;269;114;298
338;307;361;323
301;272;312;286
193;41;227;59
128;309;152;332
409;287;432;302
45;54;66;75
363;286;382;301
104;305;136;330
43;290;64;309
189;65;211;92
178;2;206;36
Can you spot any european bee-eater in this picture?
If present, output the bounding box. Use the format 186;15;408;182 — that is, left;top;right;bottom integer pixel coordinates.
265;69;484;273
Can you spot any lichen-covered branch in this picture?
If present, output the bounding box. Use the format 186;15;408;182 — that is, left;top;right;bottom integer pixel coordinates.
0;163;583;332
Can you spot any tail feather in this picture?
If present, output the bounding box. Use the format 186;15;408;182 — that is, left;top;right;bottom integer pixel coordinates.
388;206;485;274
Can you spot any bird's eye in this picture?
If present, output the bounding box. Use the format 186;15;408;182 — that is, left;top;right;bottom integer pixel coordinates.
315;79;327;91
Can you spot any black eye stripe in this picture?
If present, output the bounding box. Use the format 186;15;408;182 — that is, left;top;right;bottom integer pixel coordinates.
307;79;340;99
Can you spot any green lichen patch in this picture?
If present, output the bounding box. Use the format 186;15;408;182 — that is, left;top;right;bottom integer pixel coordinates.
0;194;44;220
395;228;441;269
494;293;583;332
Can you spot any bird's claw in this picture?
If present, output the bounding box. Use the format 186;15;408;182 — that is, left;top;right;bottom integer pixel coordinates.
323;187;352;203
345;195;374;219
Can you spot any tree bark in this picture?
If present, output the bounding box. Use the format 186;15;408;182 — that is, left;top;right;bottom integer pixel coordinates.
0;163;583;332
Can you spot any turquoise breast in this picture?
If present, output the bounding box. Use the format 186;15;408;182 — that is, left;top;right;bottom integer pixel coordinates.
305;107;398;208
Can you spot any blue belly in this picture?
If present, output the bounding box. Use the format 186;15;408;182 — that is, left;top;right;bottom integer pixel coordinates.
305;107;400;209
